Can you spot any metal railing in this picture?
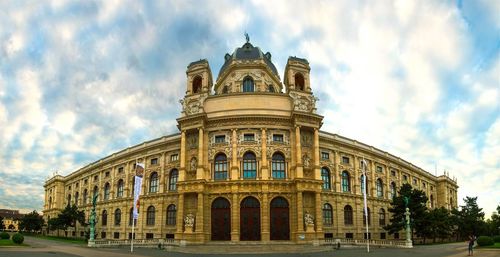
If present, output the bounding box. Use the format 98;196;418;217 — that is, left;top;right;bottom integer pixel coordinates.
324;238;408;248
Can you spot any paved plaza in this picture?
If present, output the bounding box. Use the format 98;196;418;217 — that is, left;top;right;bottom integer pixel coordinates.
0;236;498;257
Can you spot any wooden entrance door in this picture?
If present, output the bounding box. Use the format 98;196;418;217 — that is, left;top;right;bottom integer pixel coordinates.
211;197;231;240
240;196;261;241
270;197;290;240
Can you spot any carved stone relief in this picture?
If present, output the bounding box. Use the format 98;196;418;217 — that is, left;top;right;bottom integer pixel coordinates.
289;92;318;113
301;131;313;147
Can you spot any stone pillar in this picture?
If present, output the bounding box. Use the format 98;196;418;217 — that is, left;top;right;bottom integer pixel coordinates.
297;192;304;234
334;151;340;192
262;193;270;241
196;128;204;180
314;192;323;234
261;129;269;179
295;126;303;178
313;128;321;180
231;192;239;241
196;193;204;239
179;131;186;181
176;193;185;235
231;129;238;180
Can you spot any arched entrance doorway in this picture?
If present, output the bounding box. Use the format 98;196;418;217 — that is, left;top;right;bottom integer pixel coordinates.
240;196;261;241
211;197;231;240
270;197;290;240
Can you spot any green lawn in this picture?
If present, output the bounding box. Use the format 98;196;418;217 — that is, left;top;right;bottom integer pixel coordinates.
28;235;86;245
0;239;28;247
479;242;500;249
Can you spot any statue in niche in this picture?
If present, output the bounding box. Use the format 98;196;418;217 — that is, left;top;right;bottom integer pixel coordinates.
187;134;198;149
302;154;311;168
304;211;314;225
190;157;197;171
184;213;195;227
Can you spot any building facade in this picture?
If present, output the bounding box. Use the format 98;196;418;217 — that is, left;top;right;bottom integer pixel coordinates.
0;209;23;231
43;40;458;243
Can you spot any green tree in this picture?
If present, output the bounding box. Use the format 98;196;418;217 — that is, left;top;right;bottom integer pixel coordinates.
19;210;44;233
384;183;428;239
424;207;453;243
48;217;64;237
490;205;500;236
58;204;86;231
452;196;485;240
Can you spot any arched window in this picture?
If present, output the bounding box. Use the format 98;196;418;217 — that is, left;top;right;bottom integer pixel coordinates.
323;203;333;225
102;210;108;226
360;175;369;195
104;183;110;200
242;77;254;92
114;208;121;226
321;167;331;190
344;205;353;225
117;179;124;198
342;171;350;192
74;192;79;206
192;76;202;94
389;182;396;199
49;197;52;208
214;154;228;180
168;169;178;191
268;85;275;92
363;207;371;226
83;189;87;204
166;204;176;225
379;208;386;226
430;195;434;208
93;186;98;201
146;206;155;226
271;153;285;179
67;194;71;205
242;152;257;179
222;86;229;94
149;172;158;193
376;179;384;198
294;73;305;91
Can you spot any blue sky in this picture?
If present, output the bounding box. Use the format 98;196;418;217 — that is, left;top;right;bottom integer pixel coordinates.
0;0;498;217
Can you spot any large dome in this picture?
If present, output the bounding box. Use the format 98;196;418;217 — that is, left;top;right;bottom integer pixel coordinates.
217;41;279;79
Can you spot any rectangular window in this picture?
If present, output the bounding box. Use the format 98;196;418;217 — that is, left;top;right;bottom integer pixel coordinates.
94;175;98;181
272;134;284;142
380;233;386;239
72;231;75;236
243;133;255;141
431;186;434;190
391;170;396;176
321;152;329;160
80;231;84;237
364;233;371;239
146;233;154;239
166;234;175;239
324;233;333;239
413;178;417;185
118;167;124;173
105;171;110;177
101;232;106;239
113;232;119;239
376;166;383;172
423;182;426;188
215;135;226;143
394;233;399;239
345;233;354;239
342;156;350;164
170;154;179;162
151;158;158;165
128;233;136;239
84;179;88;185
403;175;408;181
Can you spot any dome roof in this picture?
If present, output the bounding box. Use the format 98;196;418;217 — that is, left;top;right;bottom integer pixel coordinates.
218;41;279;79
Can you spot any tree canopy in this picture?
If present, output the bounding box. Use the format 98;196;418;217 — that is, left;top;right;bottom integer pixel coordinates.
452;196;485;239
19;210;44;232
384;183;428;238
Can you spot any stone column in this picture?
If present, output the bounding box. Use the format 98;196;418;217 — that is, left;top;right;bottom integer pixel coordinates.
334;151;340;192
262;193;270;241
196;128;204;180
261;129;269;179
295;126;303;178
179;131;186;181
231;129;239;180
313;128;321;180
196;193;204;239
176;193;185;235
231;192;239;241
314;192;323;235
297;192;304;234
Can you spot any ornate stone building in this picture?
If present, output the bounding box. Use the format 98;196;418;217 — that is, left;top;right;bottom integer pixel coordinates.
43;40;458;244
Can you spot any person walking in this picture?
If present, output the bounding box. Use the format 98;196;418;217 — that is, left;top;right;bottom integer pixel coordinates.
468;234;476;256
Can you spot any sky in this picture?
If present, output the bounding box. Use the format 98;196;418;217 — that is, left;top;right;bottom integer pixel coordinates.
0;0;498;218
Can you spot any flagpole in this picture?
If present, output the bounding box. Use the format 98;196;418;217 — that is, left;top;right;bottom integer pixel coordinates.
362;158;370;253
131;158;137;253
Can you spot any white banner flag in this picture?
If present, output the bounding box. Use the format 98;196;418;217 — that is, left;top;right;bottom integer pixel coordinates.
133;163;144;220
